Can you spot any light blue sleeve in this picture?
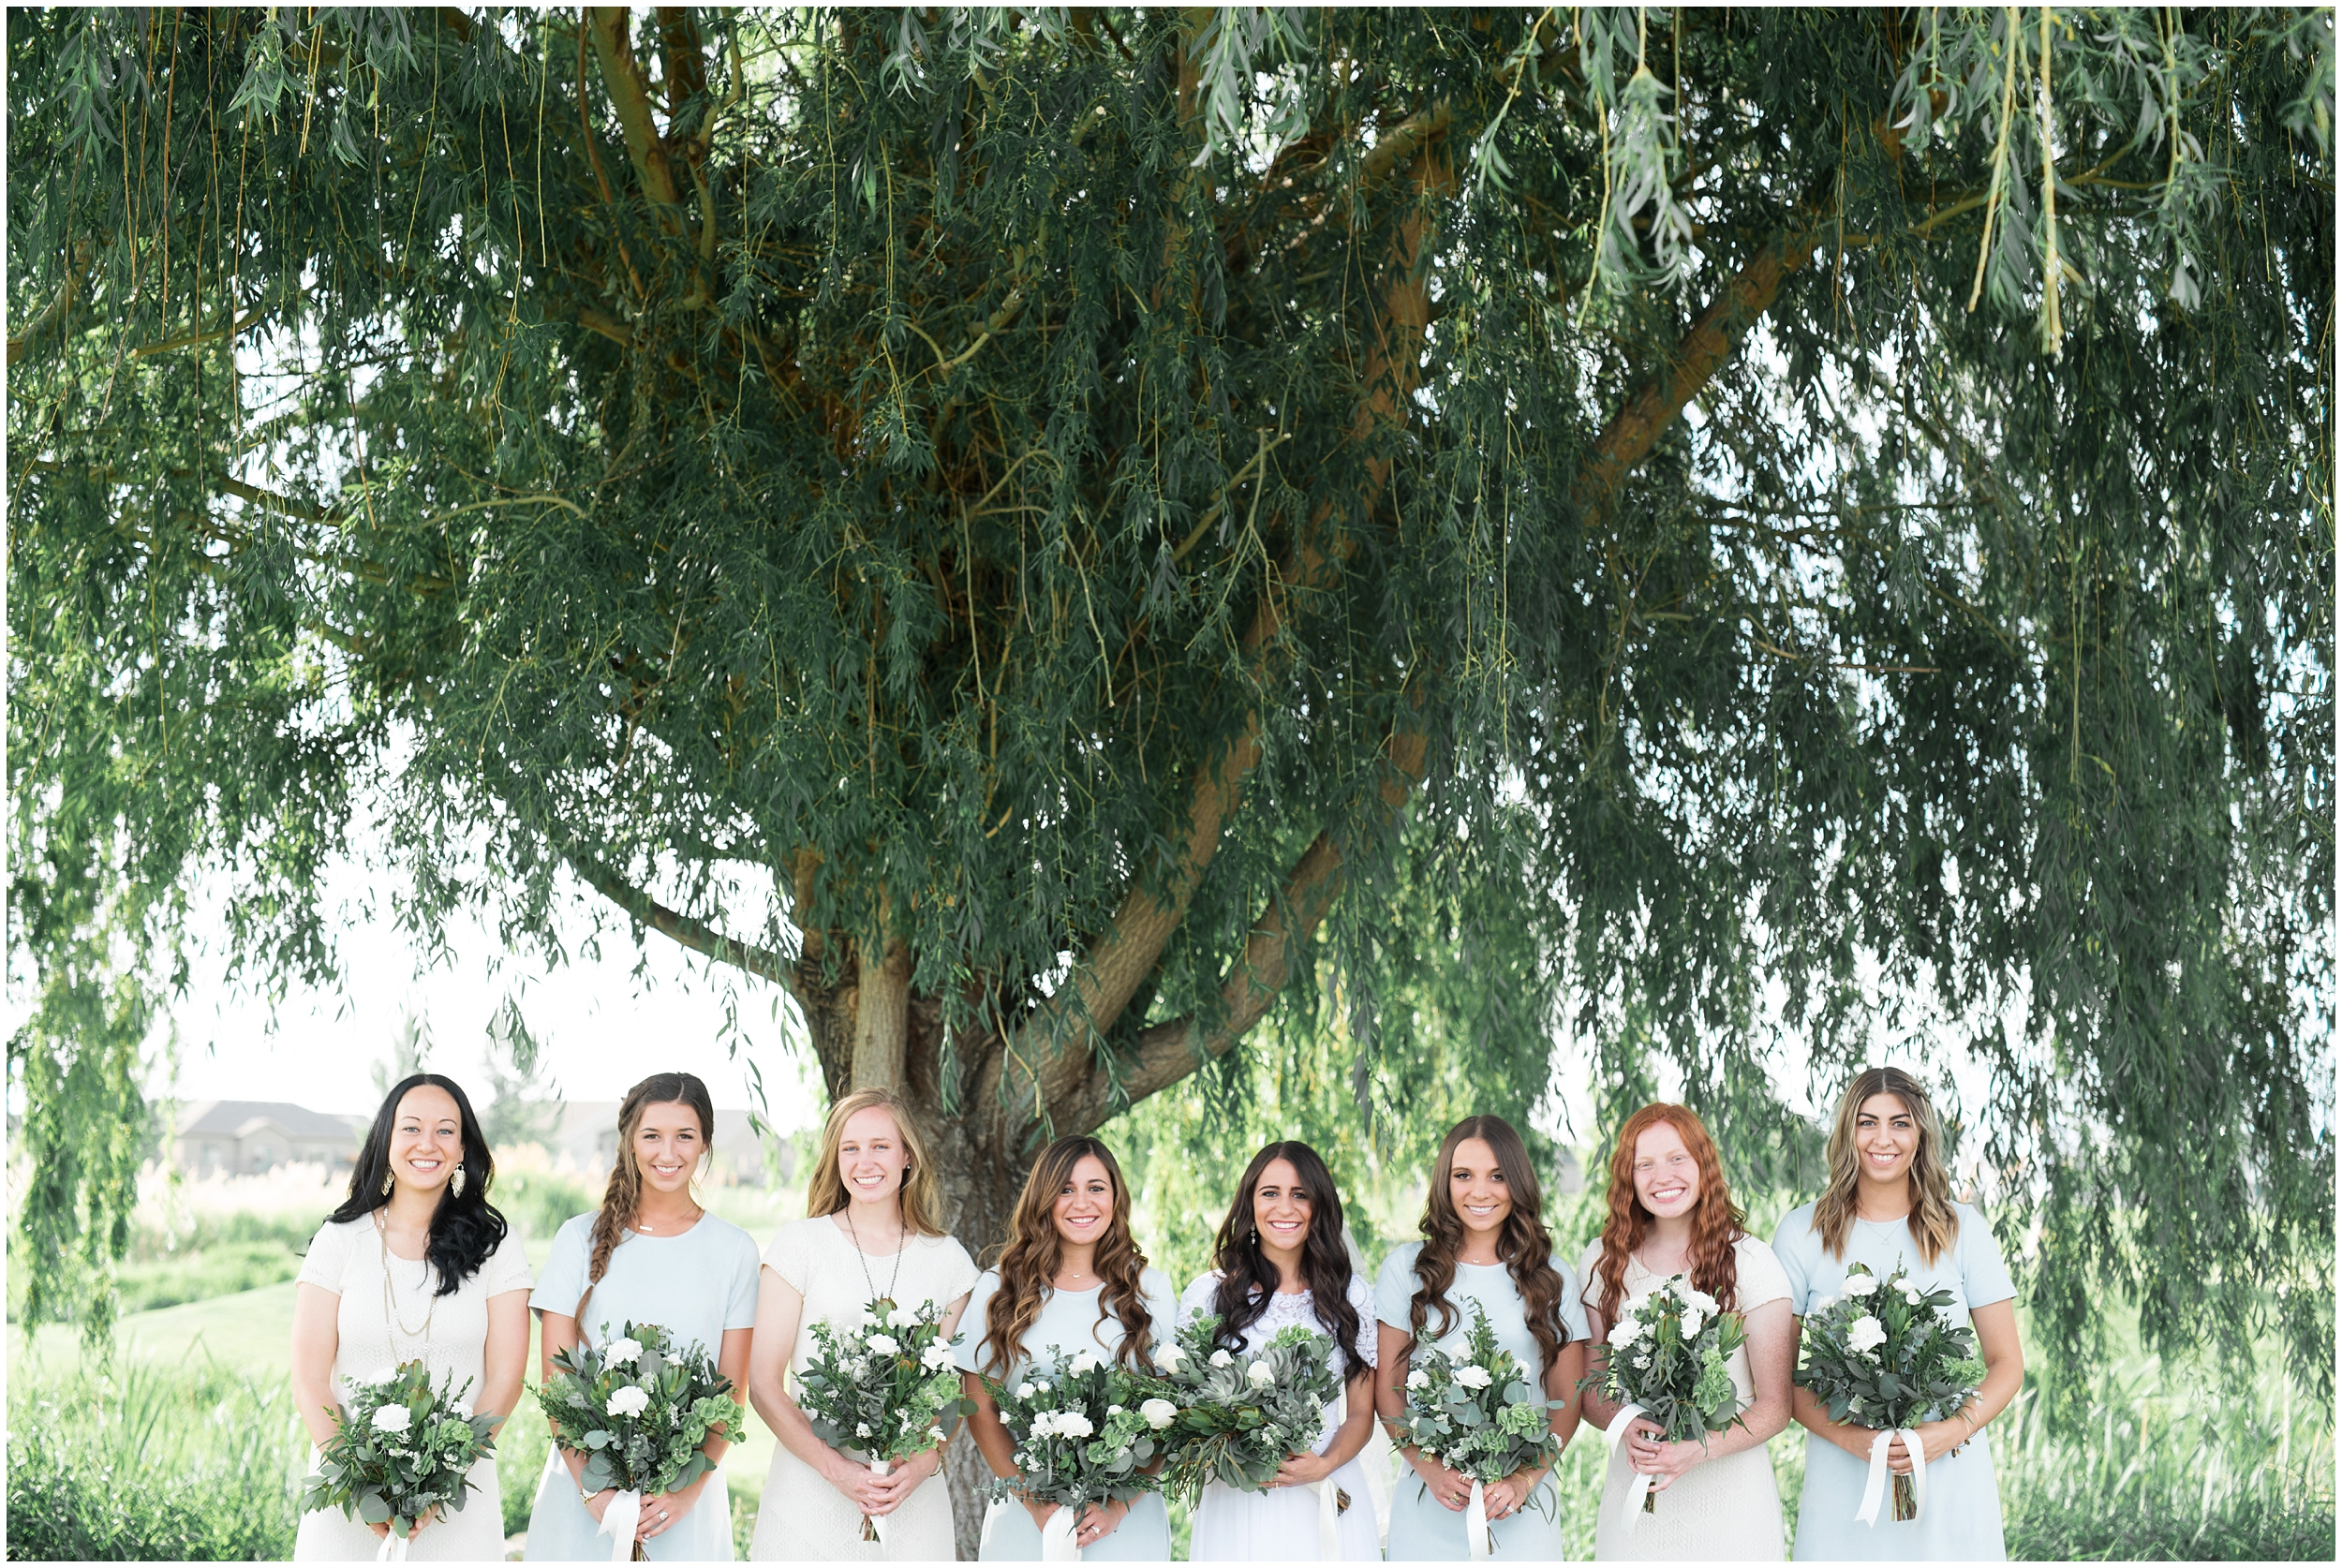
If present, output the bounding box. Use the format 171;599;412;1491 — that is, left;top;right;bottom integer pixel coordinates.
1141;1267;1179;1351
952;1268;1003;1376
1550;1254;1592;1343
722;1225;763;1331
1956;1205;2017;1309
1373;1243;1423;1331
530;1215;594;1318
1770;1205;1820;1314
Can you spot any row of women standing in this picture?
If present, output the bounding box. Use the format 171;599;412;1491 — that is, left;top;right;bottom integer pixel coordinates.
288;1065;2024;1562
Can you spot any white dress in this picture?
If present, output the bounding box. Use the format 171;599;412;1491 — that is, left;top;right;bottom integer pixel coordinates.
1175;1271;1383;1562
749;1216;981;1562
291;1212;534;1561
1577;1236;1790;1561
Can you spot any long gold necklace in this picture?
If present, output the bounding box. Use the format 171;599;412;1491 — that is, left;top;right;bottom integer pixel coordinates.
378;1211;437;1347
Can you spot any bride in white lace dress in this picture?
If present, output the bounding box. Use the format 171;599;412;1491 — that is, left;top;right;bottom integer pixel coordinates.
1577;1106;1794;1561
1176;1142;1381;1562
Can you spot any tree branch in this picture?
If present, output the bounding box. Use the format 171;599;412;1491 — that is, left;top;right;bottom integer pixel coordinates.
556;839;805;1005
587;7;684;214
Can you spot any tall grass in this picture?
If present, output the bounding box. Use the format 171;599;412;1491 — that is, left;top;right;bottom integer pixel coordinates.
7;1354;307;1561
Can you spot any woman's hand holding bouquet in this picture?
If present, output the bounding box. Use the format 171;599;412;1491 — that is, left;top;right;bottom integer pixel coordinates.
536;1321;746;1561
299;1361;497;1561
1582;1275;1746;1531
983;1348;1173;1561
1391;1303;1567;1558
1795;1260;1987;1525
1154;1317;1351;1555
792;1296;971;1543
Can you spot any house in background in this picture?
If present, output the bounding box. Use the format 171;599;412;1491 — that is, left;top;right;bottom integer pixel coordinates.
531;1102;785;1187
171;1100;370;1176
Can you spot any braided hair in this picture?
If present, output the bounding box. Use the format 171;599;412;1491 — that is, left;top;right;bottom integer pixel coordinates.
586;1072;716;1288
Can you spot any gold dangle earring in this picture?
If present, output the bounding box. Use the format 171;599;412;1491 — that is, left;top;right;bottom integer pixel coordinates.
450;1165;467;1198
380;1168;395;1196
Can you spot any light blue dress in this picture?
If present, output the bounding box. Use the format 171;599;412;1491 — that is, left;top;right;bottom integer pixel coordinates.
525;1213;763;1561
1373;1243;1592;1561
951;1265;1178;1561
1771;1202;2016;1561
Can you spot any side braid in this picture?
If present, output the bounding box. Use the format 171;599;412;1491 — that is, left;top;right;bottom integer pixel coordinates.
586;1139;642;1287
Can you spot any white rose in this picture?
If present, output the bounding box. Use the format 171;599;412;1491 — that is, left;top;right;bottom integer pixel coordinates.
1068;1350;1100;1375
1140;1398;1178;1430
1208;1349;1235;1368
1155;1342;1187;1372
1034;1381;1052;1393
1846;1315;1889;1354
1842;1273;1879;1297
370;1404;412;1434
1451;1365;1493;1390
606;1384;652;1419
604;1337;645;1368
1406;1368;1430;1390
1902;1286;1924;1306
1608;1316;1644;1349
922;1342;955;1371
888;1307;921;1329
1016;1382;1037;1399
1106;1404;1124;1416
868;1334;900;1356
1056;1412;1094;1440
1245;1360;1277;1388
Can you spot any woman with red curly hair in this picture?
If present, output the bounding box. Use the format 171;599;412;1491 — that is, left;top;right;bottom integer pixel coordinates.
1576;1103;1793;1560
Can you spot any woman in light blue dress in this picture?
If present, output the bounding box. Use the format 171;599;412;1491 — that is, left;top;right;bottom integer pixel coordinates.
1374;1115;1589;1561
526;1074;763;1561
954;1134;1177;1561
1772;1067;2025;1561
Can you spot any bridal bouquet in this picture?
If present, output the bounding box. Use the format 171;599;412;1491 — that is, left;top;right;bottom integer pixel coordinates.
793;1296;970;1542
983;1348;1174;1559
537;1321;745;1560
1392;1302;1566;1552
1585;1275;1747;1525
1796;1259;1986;1524
1153;1315;1341;1500
299;1360;497;1561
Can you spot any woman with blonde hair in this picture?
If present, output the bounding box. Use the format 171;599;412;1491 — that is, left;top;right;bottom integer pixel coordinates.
1576;1103;1793;1559
1771;1067;2024;1561
748;1087;979;1561
526;1073;762;1561
954;1134;1176;1561
1373;1115;1587;1560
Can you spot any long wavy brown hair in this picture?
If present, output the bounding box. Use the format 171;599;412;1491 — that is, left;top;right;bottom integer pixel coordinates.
1593;1103;1746;1324
1207;1141;1367;1379
803;1087;946;1236
1410;1115;1571;1372
586;1072;715;1288
1812;1066;1962;1265
980;1135;1153;1376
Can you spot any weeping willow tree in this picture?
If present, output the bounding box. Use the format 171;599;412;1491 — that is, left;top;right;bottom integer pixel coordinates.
8;4;2331;1428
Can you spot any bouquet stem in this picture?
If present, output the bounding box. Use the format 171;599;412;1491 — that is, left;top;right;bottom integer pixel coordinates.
1641;1486;1657;1515
1890;1472;1918;1523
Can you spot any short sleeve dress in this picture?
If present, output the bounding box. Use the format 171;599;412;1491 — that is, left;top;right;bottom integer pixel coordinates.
1373;1242;1592;1561
523;1212;763;1562
748;1215;981;1561
951;1265;1179;1561
1771;1202;2016;1561
290;1211;534;1562
1576;1235;1791;1561
1176;1269;1383;1561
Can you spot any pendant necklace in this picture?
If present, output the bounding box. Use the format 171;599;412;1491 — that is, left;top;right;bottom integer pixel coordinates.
843;1204;906;1306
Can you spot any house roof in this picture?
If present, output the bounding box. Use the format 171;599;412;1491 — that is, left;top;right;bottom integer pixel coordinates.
176;1099;366;1142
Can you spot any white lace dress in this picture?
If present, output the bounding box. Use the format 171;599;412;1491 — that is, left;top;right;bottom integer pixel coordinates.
1577;1237;1790;1561
1176;1271;1383;1562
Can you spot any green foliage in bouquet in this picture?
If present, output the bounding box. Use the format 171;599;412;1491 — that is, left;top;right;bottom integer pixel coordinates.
1796;1260;1988;1431
1393;1301;1566;1488
536;1321;744;1498
984;1348;1174;1513
1154;1314;1341;1501
299;1361;496;1540
794;1296;972;1463
1586;1275;1748;1444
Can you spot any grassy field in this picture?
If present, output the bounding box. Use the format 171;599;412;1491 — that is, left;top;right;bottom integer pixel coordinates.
9;1171;2331;1561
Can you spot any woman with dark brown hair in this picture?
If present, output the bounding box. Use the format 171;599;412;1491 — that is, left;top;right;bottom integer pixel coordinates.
1373;1115;1589;1560
525;1073;761;1561
1576;1103;1792;1559
952;1135;1176;1561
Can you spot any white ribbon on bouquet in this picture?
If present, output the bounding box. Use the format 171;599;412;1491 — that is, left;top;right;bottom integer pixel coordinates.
1309;1476;1345;1560
1462;1478;1492;1559
864;1457;894;1551
598;1488;644;1561
372;1530;408;1562
1039;1503;1083;1561
1600;1400;1659;1535
1854;1427;1928;1526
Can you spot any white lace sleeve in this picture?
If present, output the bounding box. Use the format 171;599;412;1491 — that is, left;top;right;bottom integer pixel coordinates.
1176;1269;1223;1330
1346;1273;1379;1368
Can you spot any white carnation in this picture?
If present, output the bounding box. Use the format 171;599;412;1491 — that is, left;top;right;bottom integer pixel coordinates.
1451;1364;1493;1390
605;1384;651;1419
1406;1368;1430;1390
1608;1316;1644;1349
1846;1315;1889;1354
363;1367;399;1387
603;1337;644;1368
1067;1350;1100;1375
1679;1309;1705;1340
1245;1359;1277;1388
1842;1273;1879;1297
1683;1288;1720;1316
867;1333;900;1356
370;1404;412;1434
922;1342;955;1371
1016;1382;1037;1399
888;1306;921;1329
1055;1412;1094;1440
1140;1398;1177;1430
